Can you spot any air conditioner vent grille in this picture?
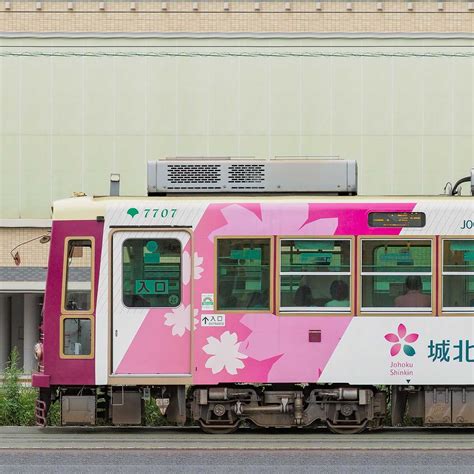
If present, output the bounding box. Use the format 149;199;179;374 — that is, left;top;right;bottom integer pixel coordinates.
229;164;265;184
167;164;221;184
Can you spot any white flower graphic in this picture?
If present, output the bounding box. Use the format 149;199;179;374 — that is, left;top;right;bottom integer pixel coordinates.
182;251;204;285
203;331;248;375
193;253;204;280
164;305;198;337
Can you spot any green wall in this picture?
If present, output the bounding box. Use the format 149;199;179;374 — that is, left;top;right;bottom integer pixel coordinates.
1;36;473;218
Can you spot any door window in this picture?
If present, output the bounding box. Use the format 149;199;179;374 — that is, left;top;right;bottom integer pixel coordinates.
122;238;181;308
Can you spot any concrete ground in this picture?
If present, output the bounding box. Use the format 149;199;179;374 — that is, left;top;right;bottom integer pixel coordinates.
1;449;474;474
0;426;472;451
0;427;472;473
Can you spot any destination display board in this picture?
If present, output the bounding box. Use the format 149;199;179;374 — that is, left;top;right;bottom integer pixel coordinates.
368;212;426;228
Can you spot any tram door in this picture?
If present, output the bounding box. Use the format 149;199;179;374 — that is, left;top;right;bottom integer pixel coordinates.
111;230;192;376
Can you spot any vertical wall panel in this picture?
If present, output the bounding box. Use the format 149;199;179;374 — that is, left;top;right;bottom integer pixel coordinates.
301;58;332;138
452;58;473;137
115;57;147;136
115;135;146;195
147;57;178;137
332;57;363;136
270;58;301;137
0;136;21;218
83;136;114;196
362;137;393;195
393;137;424;195
51;58;82;136
83;58;115;136
208;57;239;138
176;57;209;139
207;136;240;156
423;59;452;138
393;58;424;136
362;58;392;137
1;57;21;136
20;58;51;136
1;38;473;219
51;136;83;201
21;136;51;217
239;58;269;137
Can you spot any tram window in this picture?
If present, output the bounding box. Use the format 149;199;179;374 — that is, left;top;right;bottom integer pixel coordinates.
122;239;181;308
62;318;92;357
64;239;93;312
361;239;432;312
279;239;351;313
442;239;474;311
216;238;271;311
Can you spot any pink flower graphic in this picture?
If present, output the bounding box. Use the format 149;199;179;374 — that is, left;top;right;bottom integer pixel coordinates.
208;203;339;241
384;323;419;357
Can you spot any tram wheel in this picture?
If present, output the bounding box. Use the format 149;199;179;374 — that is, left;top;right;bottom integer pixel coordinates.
199;421;240;434
326;420;368;435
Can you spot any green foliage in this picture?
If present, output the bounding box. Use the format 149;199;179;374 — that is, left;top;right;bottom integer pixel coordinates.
144;399;168;426
0;348;23;425
47;400;60;426
0;348;45;426
17;389;37;426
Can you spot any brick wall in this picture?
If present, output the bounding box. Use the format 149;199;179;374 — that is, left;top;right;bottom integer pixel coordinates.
1;1;473;33
0;228;50;267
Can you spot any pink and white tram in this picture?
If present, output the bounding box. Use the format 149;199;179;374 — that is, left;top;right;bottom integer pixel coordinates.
33;160;474;433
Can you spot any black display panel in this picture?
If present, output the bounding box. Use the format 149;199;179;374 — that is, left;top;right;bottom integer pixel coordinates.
368;212;426;228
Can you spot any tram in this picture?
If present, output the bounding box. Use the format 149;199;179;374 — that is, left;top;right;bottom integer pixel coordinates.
33;159;474;433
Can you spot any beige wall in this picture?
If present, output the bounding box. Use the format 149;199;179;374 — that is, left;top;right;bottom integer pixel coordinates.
1;35;473;219
0;228;50;267
0;2;473;34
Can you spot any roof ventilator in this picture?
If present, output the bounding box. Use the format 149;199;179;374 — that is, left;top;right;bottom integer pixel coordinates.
147;158;358;196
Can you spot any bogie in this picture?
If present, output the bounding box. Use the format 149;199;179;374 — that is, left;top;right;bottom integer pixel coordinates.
190;385;386;433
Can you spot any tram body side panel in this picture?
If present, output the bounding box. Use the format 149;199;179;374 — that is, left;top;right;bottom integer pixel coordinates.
192;200;391;385
319;317;473;385
94;199;209;385
39;219;103;387
89;197;472;387
191;200;473;386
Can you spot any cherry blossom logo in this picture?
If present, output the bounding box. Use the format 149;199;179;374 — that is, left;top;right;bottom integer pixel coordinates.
384;323;419;357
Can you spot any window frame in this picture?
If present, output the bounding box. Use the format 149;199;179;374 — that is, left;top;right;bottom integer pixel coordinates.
61;236;95;315
276;236;355;317
440;236;474;316
214;236;274;313
358;235;435;316
121;237;182;309
60;314;95;359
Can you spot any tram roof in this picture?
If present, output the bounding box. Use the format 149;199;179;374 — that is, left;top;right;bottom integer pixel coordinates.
51;194;472;222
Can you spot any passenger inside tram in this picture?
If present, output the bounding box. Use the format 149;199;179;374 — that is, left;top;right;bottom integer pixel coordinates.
294;276;314;306
325;280;350;307
395;275;431;307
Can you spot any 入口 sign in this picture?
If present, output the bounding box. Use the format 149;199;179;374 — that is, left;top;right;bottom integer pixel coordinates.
201;314;225;327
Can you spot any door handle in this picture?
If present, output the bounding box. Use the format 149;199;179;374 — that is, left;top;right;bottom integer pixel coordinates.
115;330;118;337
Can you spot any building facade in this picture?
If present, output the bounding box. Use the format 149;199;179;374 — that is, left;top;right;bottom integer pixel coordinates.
1;1;473;372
